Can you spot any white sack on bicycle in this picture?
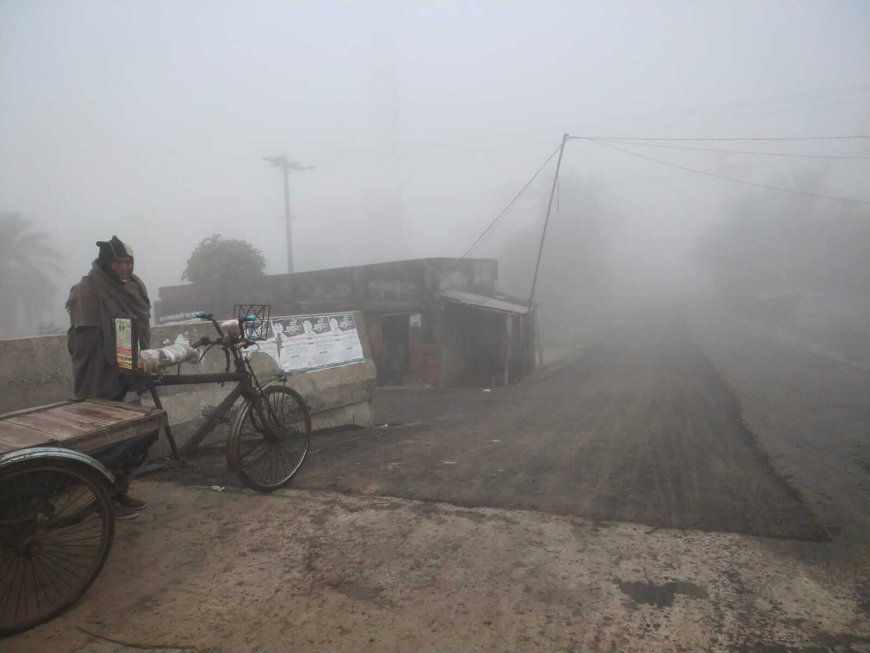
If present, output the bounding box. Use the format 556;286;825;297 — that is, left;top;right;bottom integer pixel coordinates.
139;343;199;373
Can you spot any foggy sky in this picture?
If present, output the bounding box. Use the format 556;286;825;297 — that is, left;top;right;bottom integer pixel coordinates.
1;0;868;325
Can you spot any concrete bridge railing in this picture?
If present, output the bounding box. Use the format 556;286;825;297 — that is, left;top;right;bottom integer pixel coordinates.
0;311;376;458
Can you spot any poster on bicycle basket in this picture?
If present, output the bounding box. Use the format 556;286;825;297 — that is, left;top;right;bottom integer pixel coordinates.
263;313;364;373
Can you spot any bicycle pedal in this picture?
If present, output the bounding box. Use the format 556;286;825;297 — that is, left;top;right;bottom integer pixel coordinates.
200;405;218;418
201;405;234;425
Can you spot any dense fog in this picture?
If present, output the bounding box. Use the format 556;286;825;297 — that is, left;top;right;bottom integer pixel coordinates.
2;7;870;645
1;1;868;358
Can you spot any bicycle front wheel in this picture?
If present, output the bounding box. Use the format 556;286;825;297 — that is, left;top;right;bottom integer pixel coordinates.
0;458;114;635
227;385;311;492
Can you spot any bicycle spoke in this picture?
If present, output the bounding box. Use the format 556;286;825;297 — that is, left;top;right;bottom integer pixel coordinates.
41;522;103;546
239;439;270;466
4;558;23;623
273;443;294;479
0;558;18;616
32;549;81;589
238;441;262;464
229;386;310;491
27;557;41;621
33;553;65;606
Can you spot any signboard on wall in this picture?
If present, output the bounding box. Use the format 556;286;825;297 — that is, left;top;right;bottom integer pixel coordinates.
257;313;364;373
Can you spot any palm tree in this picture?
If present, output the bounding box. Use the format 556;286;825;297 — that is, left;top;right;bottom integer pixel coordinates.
0;212;62;338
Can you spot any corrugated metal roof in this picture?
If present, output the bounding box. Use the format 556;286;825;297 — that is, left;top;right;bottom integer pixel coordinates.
438;289;530;314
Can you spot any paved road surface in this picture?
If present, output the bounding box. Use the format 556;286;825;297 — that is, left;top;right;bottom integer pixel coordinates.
9;310;869;653
175;314;823;540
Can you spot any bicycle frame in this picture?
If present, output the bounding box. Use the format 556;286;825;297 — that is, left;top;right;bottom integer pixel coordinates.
139;314;281;461
146;371;249;459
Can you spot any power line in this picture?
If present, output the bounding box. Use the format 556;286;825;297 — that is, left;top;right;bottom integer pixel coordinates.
572;135;870;142
586;140;870;205
593;139;870;160
461;144;562;258
449;127;868;277
567;84;870;131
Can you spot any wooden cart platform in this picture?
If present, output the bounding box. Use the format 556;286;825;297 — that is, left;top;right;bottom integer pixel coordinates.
0;399;168;456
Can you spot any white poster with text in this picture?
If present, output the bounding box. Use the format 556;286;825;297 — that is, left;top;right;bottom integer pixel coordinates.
264;313;364;373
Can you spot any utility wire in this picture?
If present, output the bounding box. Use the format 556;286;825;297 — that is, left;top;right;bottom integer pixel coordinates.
567;84;870;131
594;139;870;160
461;144;562;258
571;135;870;142
445;128;867;281
586;139;870;205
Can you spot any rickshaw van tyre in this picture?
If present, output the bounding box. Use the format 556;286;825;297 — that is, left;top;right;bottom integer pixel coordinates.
0;454;116;636
0;447;115;487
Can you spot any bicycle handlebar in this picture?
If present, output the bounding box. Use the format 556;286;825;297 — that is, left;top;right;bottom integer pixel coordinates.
190;312;262;358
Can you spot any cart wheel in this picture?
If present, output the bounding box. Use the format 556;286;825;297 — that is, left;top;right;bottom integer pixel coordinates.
227;385;311;492
0;458;115;636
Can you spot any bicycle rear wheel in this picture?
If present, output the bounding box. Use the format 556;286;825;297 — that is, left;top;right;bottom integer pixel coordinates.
0;458;114;635
227;385;311;492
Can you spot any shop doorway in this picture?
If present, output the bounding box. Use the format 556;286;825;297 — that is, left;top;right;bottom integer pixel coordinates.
379;314;410;385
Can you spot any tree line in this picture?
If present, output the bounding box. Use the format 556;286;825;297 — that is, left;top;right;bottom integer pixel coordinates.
0;214;266;339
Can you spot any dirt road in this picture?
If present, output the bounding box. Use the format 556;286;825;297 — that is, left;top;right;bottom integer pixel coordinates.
690;310;870;544
7;309;869;652
174;315;824;540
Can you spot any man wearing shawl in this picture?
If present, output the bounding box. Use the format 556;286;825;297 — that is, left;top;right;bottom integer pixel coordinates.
66;236;155;519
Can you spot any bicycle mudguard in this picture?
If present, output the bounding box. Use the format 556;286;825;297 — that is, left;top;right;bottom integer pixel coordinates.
0;447;115;485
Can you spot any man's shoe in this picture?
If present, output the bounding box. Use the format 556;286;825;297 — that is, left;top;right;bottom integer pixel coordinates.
113;502;139;521
116;494;147;509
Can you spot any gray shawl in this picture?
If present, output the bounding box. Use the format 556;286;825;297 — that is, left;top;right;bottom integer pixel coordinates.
66;261;151;399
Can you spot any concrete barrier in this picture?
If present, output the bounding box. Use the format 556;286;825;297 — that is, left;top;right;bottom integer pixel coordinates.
0;312;376;458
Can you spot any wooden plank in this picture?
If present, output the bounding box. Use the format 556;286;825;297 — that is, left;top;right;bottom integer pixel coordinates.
0;420;56;443
7;413;96;439
61;403;135;423
67;410;168;452
65;403;159;425
0;421;55;453
86;399;157;416
0;419;162;455
0;400;76;421
63;418;167;453
0;403;123;431
0;441;18;455
0;400;144;434
30;404;123;432
0;399;169;455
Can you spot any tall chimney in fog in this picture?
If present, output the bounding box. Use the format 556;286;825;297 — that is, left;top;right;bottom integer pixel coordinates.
365;26;406;263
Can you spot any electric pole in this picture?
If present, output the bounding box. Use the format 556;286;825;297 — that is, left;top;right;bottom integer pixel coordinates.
264;155;314;274
528;133;569;308
528;133;570;369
